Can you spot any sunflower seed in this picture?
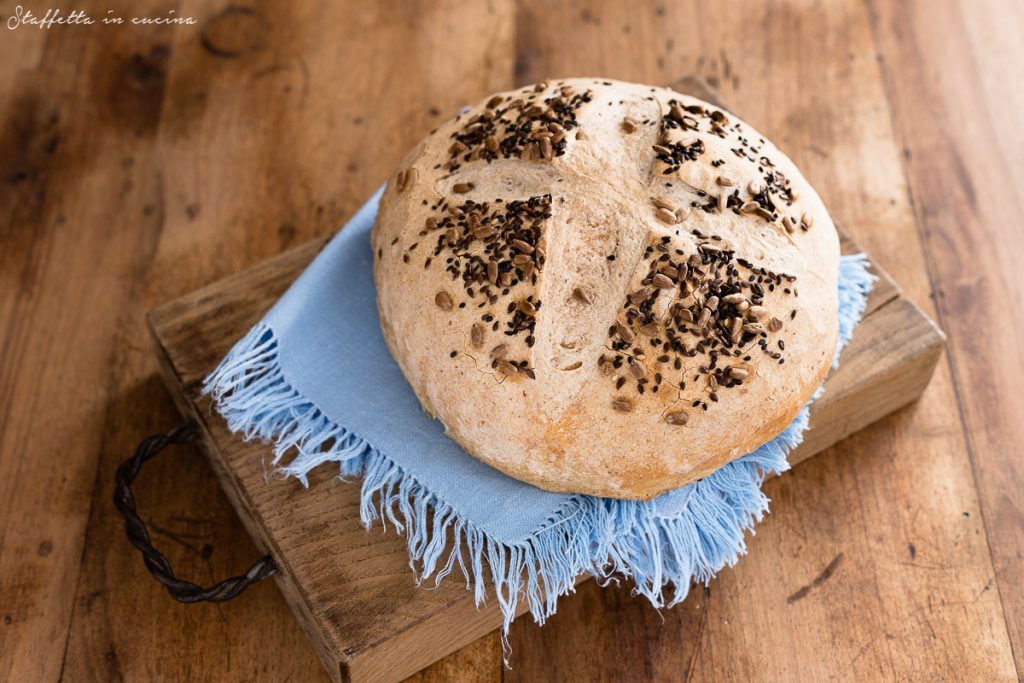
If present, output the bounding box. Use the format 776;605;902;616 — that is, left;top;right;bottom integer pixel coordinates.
396;167;418;192
652;195;675;211
748;305;770;320
630;287;653;305
473;226;496;240
539;136;553;160
435;291;453;310
616;321;635;343
497;360;519;376
731;317;744;341
657;207;677;224
652;273;675;289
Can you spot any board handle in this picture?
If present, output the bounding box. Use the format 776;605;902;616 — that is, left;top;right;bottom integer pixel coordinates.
114;421;277;602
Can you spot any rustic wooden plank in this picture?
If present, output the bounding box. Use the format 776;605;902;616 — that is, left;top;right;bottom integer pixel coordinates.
0;4;186;681
867;0;1024;673
506;2;1016;681
146;71;943;681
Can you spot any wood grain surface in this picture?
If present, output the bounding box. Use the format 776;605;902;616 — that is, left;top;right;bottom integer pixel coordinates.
0;1;1020;681
146;75;944;682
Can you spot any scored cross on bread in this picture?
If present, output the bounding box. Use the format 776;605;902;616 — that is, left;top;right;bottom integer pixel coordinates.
372;78;839;500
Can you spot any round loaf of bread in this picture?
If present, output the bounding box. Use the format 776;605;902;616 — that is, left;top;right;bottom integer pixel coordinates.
372;78;839;500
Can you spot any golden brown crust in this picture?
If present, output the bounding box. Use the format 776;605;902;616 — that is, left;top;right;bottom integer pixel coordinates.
372;78;839;499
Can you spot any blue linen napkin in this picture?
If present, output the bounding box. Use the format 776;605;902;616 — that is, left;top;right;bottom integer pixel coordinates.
205;186;874;646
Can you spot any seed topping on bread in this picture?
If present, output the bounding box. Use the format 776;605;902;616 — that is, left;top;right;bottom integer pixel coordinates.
444;83;594;171
603;229;796;418
650;98;811;234
410;193;553;379
402;81;812;400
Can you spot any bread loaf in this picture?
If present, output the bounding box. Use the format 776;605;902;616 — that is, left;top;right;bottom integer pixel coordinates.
372;78;839;500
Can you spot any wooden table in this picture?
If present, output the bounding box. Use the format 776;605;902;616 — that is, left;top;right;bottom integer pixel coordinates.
1;1;1021;681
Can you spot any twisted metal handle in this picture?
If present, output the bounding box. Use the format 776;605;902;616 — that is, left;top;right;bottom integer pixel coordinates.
114;421;276;602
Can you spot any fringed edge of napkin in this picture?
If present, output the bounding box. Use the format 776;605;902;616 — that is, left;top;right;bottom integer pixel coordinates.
203;254;875;655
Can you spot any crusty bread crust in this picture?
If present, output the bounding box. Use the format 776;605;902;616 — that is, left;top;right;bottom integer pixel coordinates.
372;78;839;499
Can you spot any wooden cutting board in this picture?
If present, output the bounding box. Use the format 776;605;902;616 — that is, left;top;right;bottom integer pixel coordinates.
147;77;945;683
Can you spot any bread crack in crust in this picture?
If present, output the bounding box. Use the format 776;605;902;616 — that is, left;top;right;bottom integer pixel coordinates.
372;78;839;499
